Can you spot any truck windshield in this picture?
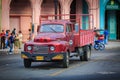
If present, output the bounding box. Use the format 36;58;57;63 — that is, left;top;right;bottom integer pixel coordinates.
40;24;64;33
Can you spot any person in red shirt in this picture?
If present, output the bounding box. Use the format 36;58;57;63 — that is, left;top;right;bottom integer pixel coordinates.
0;30;6;49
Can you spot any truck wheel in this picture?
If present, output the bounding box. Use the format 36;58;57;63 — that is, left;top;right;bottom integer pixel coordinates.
63;51;69;68
24;59;31;68
77;48;84;61
80;55;84;61
84;46;91;61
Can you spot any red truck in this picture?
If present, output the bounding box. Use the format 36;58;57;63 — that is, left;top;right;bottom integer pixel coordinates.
21;14;95;68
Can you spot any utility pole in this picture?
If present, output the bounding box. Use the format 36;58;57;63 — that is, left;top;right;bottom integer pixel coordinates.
0;0;2;32
54;0;58;19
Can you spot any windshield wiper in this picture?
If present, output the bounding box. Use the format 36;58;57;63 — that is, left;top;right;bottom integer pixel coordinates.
50;27;57;33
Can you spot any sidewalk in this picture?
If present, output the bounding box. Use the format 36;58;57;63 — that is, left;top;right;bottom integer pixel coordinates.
0;48;23;55
0;44;24;55
0;41;120;55
105;41;120;49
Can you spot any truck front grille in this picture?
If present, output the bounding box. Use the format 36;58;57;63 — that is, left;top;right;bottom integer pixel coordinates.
33;45;49;54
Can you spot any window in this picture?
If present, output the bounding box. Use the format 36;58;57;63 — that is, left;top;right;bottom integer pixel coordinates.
40;24;64;33
75;23;79;32
66;24;72;32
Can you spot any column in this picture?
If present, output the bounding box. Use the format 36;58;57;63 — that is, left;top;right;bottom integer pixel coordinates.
1;0;10;30
87;0;99;29
99;0;109;29
32;0;42;35
0;0;2;32
59;0;72;19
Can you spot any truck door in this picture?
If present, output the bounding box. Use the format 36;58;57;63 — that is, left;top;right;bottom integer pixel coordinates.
66;24;74;51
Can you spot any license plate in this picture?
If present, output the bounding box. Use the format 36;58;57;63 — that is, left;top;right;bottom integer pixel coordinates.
36;56;44;60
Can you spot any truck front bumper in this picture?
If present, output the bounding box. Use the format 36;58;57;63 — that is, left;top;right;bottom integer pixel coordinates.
21;52;65;62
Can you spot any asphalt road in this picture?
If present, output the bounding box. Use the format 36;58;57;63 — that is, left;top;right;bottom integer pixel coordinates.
0;48;120;80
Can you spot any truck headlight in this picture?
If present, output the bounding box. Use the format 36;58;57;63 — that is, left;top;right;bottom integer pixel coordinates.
50;46;55;51
27;46;32;51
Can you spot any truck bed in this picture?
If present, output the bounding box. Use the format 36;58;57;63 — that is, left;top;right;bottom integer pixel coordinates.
79;30;94;47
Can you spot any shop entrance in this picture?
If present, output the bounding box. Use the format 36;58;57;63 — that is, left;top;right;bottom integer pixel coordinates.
105;10;120;40
116;10;120;40
105;0;120;40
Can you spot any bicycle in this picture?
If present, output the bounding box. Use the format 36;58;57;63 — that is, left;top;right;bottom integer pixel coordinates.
94;40;105;50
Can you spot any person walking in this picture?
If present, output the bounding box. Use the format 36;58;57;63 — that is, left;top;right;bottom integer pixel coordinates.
0;30;5;49
104;30;109;44
9;33;15;54
5;30;10;48
12;28;16;35
28;29;32;41
14;34;19;54
18;31;23;49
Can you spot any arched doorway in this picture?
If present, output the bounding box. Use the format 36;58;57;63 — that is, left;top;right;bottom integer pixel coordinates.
82;0;89;29
105;0;120;40
70;0;89;29
10;0;32;41
41;0;61;15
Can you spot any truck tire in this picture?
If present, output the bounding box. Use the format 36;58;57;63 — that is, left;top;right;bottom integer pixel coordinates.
63;51;69;68
24;59;31;68
80;55;84;61
77;48;84;61
83;46;91;61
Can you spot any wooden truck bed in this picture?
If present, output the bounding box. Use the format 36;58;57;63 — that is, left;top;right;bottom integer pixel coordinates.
79;30;95;47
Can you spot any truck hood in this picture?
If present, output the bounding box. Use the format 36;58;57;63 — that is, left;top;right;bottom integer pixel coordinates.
34;33;65;43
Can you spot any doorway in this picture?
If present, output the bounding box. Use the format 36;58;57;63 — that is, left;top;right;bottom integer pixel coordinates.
116;10;120;40
70;0;76;22
10;17;20;33
105;10;120;40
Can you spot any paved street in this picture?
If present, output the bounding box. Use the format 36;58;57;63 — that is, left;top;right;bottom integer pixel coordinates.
0;47;120;80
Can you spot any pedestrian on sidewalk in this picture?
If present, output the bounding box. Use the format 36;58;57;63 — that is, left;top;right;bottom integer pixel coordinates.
5;30;10;48
14;34;19;54
104;29;109;44
28;29;32;41
18;31;23;49
0;30;5;49
9;33;15;54
12;28;16;36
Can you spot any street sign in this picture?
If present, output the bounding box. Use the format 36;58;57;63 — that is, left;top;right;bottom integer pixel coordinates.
106;0;120;10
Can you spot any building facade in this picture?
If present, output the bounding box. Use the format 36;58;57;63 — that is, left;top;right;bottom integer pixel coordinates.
100;0;120;40
0;0;120;41
0;0;1;32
